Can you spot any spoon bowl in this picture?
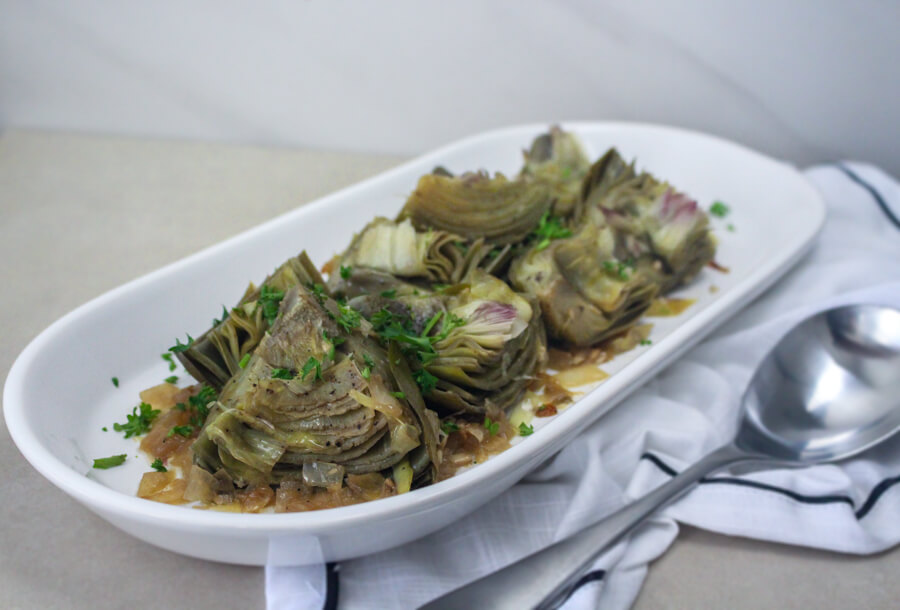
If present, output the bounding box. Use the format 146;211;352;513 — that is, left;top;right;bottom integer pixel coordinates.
738;304;900;463
423;303;900;610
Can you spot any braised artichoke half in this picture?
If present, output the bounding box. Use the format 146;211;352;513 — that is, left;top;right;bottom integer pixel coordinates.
176;252;324;390
192;283;440;488
520;126;592;219
399;171;553;245
425;271;546;414
581;149;716;291
509;220;658;347
329;218;512;291
342;269;545;415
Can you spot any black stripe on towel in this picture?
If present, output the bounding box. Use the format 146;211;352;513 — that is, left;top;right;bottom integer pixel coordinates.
641;452;900;519
560;569;607;606
323;562;340;610
641;453;855;508
572;569;606;589
834;164;900;229
855;473;900;519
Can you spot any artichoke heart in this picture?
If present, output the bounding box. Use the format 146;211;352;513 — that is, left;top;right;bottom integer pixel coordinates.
509;220;658;347
520;126;591;219
399;171;553;245
177;251;325;390
582;149;715;291
424;270;546;414
330;218;515;295
336;217;462;281
193;282;436;487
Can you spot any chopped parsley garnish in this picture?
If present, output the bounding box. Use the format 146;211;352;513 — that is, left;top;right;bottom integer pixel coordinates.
441;420;459;435
371;308;465;365
271;368;294;380
380;289;397;299
483;416;499;436
710;201;730;218
518;422;534;437
360;353;375;379
640;339;652;346
238;353;252;369
323;330;345;360
438;313;465;339
453;241;469;254
370;308;393;328
421;311;443;337
161;352;177;371
169;334;194;353
602;260;632;280
561;166;572;180
333;302;362;332
101;427;108;432
487;246;503;260
301;357;323;381
212;305;229;326
391;391;406;399
191;386;216;408
380;316;434;353
167;425;194;438
532;211;572;251
432;283;450;291
413;369;438;395
92;454;127;469
259;284;286;325
164;375;178;384
307;282;328;305
111;377;119;388
340;265;353;280
151;458;167;472
187;386;216;426
727;223;735;232
174;402;186;411
113;402;160;438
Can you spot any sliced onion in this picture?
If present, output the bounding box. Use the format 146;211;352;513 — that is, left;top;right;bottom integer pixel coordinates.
302;461;345;489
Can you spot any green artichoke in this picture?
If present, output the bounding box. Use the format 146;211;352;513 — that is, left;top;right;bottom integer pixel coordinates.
520;126;591;219
192;283;440;487
399;171;553;245
415;271;545;414
177;251;324;390
581;149;716;291
509;219;658;347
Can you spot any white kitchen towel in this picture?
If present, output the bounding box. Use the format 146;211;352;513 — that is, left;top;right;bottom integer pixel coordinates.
266;162;900;610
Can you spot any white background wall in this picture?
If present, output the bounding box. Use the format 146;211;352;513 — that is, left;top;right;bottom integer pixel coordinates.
1;0;897;173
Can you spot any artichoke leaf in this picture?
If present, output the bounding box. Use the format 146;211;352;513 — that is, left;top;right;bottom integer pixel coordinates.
388;342;440;474
521;126;591;219
392;458;413;494
399;172;553;245
178;251;325;389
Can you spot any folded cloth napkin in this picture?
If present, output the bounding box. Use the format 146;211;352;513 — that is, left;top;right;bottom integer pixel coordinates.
267;162;900;610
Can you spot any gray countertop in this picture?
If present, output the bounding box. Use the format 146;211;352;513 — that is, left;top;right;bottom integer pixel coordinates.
1;130;897;610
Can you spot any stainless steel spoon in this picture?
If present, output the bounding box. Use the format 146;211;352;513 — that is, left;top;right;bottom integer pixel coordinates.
421;303;900;610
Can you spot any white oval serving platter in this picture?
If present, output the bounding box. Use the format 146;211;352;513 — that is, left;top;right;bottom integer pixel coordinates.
3;122;825;566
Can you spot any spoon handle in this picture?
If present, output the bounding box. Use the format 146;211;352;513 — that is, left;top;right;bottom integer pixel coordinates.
420;443;754;610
